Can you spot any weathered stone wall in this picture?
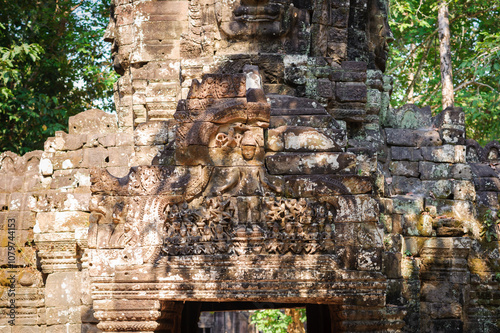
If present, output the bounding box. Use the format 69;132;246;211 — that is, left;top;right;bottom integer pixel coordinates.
106;0;391;130
376;103;500;332
0;151;44;331
0;1;499;332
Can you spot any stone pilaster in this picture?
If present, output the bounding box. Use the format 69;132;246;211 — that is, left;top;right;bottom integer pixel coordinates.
94;299;167;333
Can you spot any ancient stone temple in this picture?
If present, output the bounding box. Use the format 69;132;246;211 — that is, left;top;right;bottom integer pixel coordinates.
1;0;499;332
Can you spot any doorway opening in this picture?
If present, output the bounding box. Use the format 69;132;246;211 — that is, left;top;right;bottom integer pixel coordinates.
180;302;333;333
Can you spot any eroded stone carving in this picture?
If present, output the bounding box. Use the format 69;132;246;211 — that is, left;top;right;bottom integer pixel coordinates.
160;196;336;256
90;69;358;263
5;1;500;332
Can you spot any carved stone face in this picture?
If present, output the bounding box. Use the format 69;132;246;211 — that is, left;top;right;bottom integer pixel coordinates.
215;0;294;39
241;145;257;160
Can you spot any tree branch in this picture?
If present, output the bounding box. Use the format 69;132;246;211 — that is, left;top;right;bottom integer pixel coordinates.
71;0;86;13
401;36;435;105
387;4;499;75
454;80;496;92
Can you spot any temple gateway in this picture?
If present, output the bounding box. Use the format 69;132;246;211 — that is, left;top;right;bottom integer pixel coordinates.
1;0;499;332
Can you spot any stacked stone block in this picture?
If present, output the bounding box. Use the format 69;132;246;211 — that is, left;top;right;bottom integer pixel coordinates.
380;105;483;332
1;1;500;332
0;151;44;332
106;0;387;133
466;139;500;332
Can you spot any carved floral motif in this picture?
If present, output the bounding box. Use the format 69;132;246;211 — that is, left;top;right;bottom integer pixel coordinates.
160;196;336;256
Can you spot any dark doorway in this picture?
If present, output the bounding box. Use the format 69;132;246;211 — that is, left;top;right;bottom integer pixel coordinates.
180;301;332;333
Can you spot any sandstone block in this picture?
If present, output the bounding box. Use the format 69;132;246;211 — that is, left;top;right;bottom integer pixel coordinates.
115;133;134;146
45;324;81;333
366;89;381;114
82;147;108;168
336;82;367;102
391;146;423;161
52;150;83;170
60;133;86;151
417;214;433;236
269;115;339;128
473;177;500;192
283;175;372;197
36;211;89;233
114;3;133;26
419;162;451;180
392;196;424;215
8;192;27;211
380;213;392;232
325;195;379;222
451;163;473;180
45;272;82;307
387;104;433;129
389;161;419;177
107;146;133;167
284;127;346;151
391;176;422;195
433;107;465;128
12;326;41;333
440;128;465;145
469;163;497;177
266;152;356;175
425;198;474;221
46;306;81;325
317;78;333;98
341;61;367;71
386;128;442;147
269;95;326;115
421;180;453;199
420;145;465;163
403;237;426;256
383;252;402;278
330;70;367;82
476;191;500;209
329;106;366;122
51;169;91;190
97;134;116;147
68;109;117;135
39;158;54;176
453;180;475;201
334;223;359;246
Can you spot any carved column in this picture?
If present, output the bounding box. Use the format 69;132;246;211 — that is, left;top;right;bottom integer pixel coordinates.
35;233;80;273
94;299;180;333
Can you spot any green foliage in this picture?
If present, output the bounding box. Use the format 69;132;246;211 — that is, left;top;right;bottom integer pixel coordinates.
250;309;306;333
480;209;500;242
0;0;117;154
388;0;500;144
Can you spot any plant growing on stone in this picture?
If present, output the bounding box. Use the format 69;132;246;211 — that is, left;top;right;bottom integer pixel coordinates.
480;209;500;242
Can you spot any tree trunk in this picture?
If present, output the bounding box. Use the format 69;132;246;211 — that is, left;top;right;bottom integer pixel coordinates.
438;0;454;109
408;43;417;103
285;308;305;333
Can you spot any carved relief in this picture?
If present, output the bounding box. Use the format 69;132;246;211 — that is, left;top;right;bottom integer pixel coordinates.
89;69;358;262
160;196;336;256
